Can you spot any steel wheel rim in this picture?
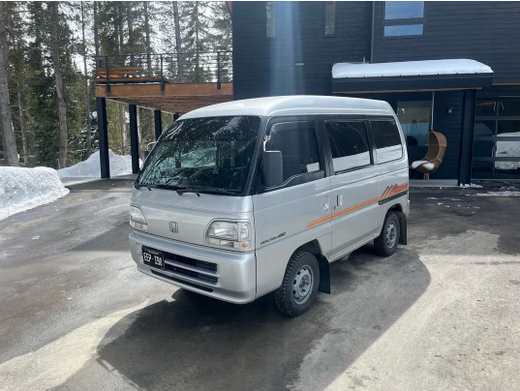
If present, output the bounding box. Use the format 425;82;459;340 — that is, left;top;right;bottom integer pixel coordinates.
292;265;314;304
385;221;397;248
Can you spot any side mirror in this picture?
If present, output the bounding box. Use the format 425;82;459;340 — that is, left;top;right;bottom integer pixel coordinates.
262;151;283;188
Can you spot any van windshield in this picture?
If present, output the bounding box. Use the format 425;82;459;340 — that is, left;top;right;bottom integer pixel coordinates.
136;116;261;194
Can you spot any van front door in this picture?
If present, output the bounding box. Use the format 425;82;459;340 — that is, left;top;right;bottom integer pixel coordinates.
325;120;380;259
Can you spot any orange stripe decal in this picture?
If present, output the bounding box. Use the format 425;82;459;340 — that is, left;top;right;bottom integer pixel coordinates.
306;182;408;229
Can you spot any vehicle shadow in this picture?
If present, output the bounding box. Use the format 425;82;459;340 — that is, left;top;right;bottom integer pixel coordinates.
91;245;430;391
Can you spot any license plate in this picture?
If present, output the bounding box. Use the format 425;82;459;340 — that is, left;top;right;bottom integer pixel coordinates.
142;247;165;270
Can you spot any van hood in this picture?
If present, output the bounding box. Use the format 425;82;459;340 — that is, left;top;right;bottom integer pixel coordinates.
130;187;254;247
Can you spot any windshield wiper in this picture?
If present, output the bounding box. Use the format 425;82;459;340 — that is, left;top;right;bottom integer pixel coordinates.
178;187;239;196
136;183;186;192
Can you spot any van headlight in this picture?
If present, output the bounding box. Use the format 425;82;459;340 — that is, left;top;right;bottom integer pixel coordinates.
130;205;148;231
206;221;251;251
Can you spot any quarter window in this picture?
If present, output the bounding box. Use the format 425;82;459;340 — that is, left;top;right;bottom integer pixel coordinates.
325;122;371;172
384;1;424;37
268;123;321;182
370;120;403;164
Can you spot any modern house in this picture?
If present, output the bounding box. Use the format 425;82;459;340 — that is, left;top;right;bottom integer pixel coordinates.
231;1;520;182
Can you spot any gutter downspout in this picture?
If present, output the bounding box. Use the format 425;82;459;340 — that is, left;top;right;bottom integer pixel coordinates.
370;1;375;63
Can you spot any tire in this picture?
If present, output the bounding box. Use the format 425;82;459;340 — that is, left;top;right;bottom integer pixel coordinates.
274;251;320;317
374;212;400;257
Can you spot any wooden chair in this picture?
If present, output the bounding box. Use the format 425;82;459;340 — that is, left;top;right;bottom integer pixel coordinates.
409;131;447;180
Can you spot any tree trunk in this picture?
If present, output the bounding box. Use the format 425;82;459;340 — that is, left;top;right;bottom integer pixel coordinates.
17;89;28;166
0;2;19;166
93;1;99;57
81;2;91;156
117;3;124;54
173;1;183;80
144;2;152;74
149;109;155;143
120;104;127;153
50;2;68;169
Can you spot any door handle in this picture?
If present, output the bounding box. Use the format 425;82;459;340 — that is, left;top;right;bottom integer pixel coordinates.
337;194;343;207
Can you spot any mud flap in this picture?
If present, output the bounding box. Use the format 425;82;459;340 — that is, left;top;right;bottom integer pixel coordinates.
396;212;408;245
317;255;331;294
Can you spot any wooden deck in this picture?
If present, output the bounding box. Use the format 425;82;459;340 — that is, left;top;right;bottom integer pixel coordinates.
95;82;233;115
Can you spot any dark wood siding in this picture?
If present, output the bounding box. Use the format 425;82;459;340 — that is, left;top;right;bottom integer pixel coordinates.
373;1;520;83
233;1;372;100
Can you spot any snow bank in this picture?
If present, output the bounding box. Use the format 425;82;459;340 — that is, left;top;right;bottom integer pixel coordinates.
474;191;520;197
0;166;69;221
58;149;138;178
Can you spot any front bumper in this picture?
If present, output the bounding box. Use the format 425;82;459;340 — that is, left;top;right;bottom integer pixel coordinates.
129;230;256;304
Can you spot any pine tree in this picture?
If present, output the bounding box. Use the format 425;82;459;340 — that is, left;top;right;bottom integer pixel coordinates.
0;2;19;166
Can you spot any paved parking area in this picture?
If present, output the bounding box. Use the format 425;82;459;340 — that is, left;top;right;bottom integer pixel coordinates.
0;179;519;391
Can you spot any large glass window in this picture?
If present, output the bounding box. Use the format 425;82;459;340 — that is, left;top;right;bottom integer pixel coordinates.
325;2;335;35
473;99;520;178
384;1;424;37
268;123;322;182
384;24;423;37
370;120;403;164
266;2;276;38
385;1;424;19
136;116;261;194
325;121;371;172
396;101;431;146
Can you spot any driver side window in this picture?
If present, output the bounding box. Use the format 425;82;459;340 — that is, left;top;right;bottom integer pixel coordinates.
268;122;322;182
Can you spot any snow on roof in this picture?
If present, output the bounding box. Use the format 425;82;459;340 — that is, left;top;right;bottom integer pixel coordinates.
179;95;395;120
332;59;493;79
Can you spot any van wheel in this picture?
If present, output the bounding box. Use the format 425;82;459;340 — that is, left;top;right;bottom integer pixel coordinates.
374;212;400;257
274;251;320;317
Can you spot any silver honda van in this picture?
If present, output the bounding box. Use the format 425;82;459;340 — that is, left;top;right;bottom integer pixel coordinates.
129;96;409;316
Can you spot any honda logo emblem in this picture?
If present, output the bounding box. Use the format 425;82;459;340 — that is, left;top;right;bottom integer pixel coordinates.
169;222;178;233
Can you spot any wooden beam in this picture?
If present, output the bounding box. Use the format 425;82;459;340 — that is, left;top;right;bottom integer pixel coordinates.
96;82;233;98
492;82;520;86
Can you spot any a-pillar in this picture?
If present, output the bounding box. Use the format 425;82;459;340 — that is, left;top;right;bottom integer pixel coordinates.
96;97;110;178
154;110;162;140
129;104;140;174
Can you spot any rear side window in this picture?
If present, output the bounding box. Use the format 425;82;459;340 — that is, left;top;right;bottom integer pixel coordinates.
268;123;322;182
325;121;371;172
370;120;403;164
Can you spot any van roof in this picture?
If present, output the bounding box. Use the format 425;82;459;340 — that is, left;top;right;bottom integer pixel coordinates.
179;95;395;120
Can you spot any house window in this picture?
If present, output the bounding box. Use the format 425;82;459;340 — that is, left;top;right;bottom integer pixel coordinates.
325;2;335;35
266;2;276;38
396;101;431;146
384;1;424;37
473;99;520;177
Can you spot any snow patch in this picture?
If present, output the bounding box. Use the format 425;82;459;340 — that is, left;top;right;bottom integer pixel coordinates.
459;183;483;189
58;149;140;178
474;191;520;197
0;166;69;221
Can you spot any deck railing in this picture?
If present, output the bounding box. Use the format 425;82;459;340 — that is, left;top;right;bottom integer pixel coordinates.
94;51;232;91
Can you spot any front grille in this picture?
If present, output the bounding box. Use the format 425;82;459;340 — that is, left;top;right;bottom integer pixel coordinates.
164;263;218;284
166;253;217;272
146;247;219;287
151;270;214;292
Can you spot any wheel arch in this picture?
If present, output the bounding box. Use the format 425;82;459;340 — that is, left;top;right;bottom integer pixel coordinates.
385;204;407;246
295;240;330;294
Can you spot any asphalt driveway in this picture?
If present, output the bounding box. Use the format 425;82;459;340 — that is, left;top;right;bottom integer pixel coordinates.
0;179;519;391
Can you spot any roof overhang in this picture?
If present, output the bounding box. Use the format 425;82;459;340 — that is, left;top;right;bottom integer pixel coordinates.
332;59;494;94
